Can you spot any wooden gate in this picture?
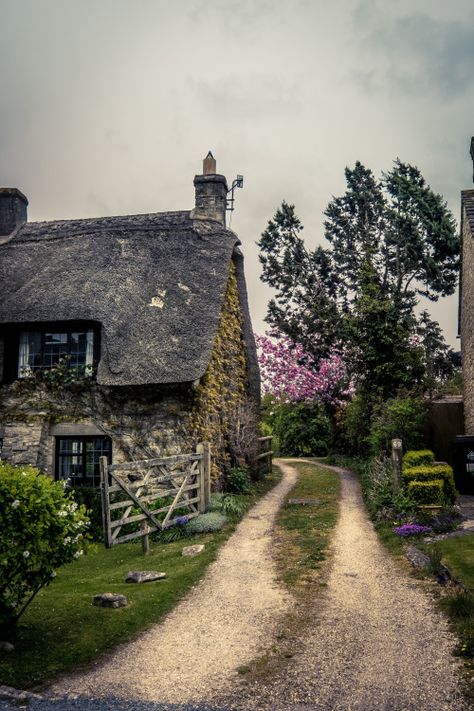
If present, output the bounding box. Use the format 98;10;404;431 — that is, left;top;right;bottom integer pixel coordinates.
99;443;211;550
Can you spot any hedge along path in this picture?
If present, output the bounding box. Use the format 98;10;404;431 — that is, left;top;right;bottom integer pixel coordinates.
47;460;298;703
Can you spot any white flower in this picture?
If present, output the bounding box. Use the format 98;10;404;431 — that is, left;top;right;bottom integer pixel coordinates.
9;601;17;608
58;510;67;517
22;550;30;558
73;549;83;559
63;537;71;545
68;502;78;512
50;571;57;579
11;500;20;508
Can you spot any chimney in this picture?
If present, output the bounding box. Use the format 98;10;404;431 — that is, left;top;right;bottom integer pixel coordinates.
191;151;228;226
0;188;28;236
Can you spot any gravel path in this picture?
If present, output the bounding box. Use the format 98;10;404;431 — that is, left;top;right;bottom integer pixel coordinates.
219;464;472;711
46;462;298;704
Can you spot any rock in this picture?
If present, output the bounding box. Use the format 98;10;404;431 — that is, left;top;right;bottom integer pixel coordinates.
126;571;167;584
93;593;128;608
182;544;205;557
0;642;14;652
405;545;431;570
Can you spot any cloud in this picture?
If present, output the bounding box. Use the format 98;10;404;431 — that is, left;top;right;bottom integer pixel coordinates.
191;74;301;120
352;3;474;98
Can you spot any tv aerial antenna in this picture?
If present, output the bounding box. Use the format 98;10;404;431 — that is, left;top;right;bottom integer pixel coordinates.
226;174;244;226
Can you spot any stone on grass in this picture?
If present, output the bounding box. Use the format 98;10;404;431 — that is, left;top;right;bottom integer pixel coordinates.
126;571;167;584
0;642;14;652
182;544;205;557
93;593;128;608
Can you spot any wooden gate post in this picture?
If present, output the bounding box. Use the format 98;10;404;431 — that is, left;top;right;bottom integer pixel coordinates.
141;521;150;555
99;455;112;548
196;442;211;511
391;438;403;494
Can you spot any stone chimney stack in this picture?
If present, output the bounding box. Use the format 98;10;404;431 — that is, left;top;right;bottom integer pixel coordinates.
0;188;28;236
191;151;228;226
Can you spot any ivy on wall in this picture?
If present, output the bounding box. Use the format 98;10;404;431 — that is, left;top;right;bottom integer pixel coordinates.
189;260;248;485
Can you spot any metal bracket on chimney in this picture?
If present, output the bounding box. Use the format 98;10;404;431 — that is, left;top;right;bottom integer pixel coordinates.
226;175;244;212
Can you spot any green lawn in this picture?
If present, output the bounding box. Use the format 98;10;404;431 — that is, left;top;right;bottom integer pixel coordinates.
0;472;281;690
424;534;474;665
435;534;474;590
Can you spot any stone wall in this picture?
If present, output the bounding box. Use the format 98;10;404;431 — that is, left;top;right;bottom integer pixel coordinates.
461;199;474;433
0;381;194;476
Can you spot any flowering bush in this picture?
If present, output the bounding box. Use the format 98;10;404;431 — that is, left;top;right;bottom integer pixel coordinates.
0;462;89;639
255;332;350;405
393;523;432;537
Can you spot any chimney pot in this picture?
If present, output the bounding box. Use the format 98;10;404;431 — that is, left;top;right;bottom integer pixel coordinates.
203;151;216;175
0;188;28;236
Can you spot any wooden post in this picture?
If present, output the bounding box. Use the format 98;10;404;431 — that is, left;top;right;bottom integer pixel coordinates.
141;521;150;555
203;442;211;510
391;438;403;493
99;456;111;548
196;443;206;513
196;442;211;512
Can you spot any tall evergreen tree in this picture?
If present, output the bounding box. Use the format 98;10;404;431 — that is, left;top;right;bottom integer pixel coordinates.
258;160;459;396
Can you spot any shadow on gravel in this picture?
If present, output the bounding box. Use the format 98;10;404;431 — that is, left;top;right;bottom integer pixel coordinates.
0;699;234;711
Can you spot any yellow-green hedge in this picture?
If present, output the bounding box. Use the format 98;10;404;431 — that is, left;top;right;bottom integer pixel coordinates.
407;478;444;506
403;464;457;505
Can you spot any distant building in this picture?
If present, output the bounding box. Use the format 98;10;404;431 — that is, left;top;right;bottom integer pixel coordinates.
0;153;260;486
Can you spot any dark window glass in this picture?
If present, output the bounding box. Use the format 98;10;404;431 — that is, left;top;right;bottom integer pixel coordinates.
56;436;111;488
18;329;94;377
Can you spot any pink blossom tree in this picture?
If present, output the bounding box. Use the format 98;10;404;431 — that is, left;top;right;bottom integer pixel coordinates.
255;332;350;406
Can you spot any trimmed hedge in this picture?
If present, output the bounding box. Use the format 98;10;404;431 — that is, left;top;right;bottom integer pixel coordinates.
403;449;435;469
407;478;444;506
403;464;458;505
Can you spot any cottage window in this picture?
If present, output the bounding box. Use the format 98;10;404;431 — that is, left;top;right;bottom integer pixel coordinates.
56;436;111;488
17;329;94;377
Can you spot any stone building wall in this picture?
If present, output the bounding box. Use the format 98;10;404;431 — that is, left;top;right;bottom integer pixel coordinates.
461;199;474;433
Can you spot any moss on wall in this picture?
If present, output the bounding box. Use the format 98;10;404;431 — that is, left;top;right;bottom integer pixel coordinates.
189;260;248;485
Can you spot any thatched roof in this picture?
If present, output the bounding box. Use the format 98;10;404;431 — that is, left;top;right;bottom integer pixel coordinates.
0;210;251;386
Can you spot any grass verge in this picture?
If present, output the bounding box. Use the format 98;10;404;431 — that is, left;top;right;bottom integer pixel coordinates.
236;460;340;681
0;471;281;691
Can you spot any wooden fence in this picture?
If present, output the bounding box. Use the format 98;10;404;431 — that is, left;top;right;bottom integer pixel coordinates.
99;442;211;552
257;435;273;474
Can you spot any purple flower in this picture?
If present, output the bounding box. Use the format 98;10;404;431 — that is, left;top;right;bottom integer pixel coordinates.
176;516;189;526
393;523;432;537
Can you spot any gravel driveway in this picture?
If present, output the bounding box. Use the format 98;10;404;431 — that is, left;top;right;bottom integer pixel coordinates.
5;460;471;711
218;464;472;711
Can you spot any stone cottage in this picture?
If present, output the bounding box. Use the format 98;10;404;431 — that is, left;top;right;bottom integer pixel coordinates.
0;153;260;486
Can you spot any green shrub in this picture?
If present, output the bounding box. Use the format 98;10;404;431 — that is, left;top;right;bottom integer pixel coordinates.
0;463;89;639
184;512;227;534
407;479;444;506
226;467;252;494
270;401;331;457
403;449;435;469
368;396;427;455
72;486;103;541
340;394;372;456
402;464;458;505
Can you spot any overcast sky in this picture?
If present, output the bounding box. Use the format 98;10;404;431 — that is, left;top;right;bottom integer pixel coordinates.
2;0;474;347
